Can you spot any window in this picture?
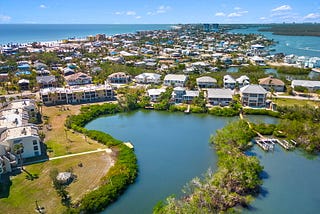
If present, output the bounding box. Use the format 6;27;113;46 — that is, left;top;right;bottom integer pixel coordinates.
34;151;40;156
34;146;39;151
33;140;38;145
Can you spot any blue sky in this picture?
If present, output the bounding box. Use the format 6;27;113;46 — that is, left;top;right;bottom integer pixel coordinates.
0;0;319;24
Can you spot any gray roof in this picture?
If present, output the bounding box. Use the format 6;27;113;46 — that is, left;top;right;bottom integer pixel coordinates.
207;88;233;99
196;76;217;83
164;74;187;82
184;90;199;97
240;84;268;94
292;80;320;88
36;75;56;84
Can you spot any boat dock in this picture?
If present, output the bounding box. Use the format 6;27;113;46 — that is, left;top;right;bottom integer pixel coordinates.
184;105;190;114
124;142;134;149
255;138;274;151
256;138;295;151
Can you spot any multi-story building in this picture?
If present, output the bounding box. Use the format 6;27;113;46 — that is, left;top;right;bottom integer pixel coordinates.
164;74;188;87
40;83;114;105
240;85;268;107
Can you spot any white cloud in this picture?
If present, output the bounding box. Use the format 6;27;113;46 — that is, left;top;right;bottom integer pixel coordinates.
260;17;267;20
135;16;141;19
156;5;171;14
272;5;292;12
126;11;136;16
234;7;241;10
228;12;242;17
147;12;153;16
239;10;248;14
115;11;124;15
0;15;11;22
215;12;226;17
40;4;47;9
304;13;320;19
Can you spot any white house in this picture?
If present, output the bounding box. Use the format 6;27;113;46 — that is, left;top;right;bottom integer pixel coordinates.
164;74;188;87
196;76;217;88
135;73;162;84
240;84;268;107
147;88;166;102
291;80;320;92
236;75;250;88
183;90;199;103
223;75;236;89
206;88;233;106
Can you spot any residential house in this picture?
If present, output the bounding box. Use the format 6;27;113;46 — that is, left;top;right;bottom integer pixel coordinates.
172;87;186;103
250;56;265;65
36;75;57;89
164;74;188;87
183;90;199;103
206;88;233;106
108;72;130;84
240;84;268;107
18;79;30;90
223;75;236;89
147;88;166;102
40;83;113;105
236;75;250;88
259;76;285;92
135;73;162;84
196;76;217;88
291;80;320;92
64;72;92;86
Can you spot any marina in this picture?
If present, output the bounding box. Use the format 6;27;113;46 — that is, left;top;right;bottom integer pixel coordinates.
255;138;295;151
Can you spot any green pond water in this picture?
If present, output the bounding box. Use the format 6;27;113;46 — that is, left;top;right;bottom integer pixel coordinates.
85;110;319;214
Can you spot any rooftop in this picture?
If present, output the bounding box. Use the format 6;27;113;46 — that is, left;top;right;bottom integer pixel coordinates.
207;88;233;99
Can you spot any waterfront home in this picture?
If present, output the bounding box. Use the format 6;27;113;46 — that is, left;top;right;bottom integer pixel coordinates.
64;72;92;86
240;84;268;107
108;72;130;84
36;75;57;89
223;75;236;89
291;80;320;92
135;73;162;84
147;88;166;102
259;76;285;92
206;88;233;106
196;76;217;88
63;67;75;76
164;74;188;87
183;90;199;103
40;83;113;105
172;87;186;103
236;75;250;88
305;57;320;68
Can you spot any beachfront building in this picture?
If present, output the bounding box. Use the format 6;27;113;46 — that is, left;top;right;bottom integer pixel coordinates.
172;87;186;103
223;75;236;89
206;88;233;106
147;88;166;102
135;73;162;84
39;84;114;105
291;80;320;92
250;56;265;65
163;74;188;87
196;76;217;88
64;72;92;86
259;76;285;92
240;85;268;107
107;72;130;84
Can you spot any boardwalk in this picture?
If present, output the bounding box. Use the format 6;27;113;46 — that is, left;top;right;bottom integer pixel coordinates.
49;148;112;160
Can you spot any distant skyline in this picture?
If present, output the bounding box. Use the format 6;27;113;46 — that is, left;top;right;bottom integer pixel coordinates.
0;0;319;24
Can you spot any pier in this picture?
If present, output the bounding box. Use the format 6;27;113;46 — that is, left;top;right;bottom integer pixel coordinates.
184;105;190;114
255;138;274;152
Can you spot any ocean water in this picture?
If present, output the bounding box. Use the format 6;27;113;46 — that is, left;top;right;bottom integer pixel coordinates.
229;27;320;57
0;24;171;45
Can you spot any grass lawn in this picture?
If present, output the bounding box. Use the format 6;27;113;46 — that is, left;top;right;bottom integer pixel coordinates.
42;104;108;157
0;151;115;214
272;98;320;107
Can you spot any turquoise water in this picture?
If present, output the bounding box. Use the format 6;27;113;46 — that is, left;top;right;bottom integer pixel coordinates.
246;146;320;214
0;24;171;45
229;27;320;57
85;111;281;214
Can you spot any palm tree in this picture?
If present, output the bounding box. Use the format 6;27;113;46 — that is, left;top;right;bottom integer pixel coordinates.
13;143;24;169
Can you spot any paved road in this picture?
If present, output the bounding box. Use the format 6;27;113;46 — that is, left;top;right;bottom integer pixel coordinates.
49;148;112;160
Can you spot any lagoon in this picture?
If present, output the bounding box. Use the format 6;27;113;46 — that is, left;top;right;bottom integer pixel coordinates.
85;110;279;213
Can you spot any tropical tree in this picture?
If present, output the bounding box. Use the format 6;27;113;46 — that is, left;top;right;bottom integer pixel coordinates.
13;143;24;168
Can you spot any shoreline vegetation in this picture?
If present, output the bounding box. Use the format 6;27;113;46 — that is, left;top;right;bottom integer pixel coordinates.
258;24;320;37
58;95;320;213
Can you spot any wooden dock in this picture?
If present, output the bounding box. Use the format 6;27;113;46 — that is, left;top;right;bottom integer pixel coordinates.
184;105;190;114
255;138;274;152
124;142;134;150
